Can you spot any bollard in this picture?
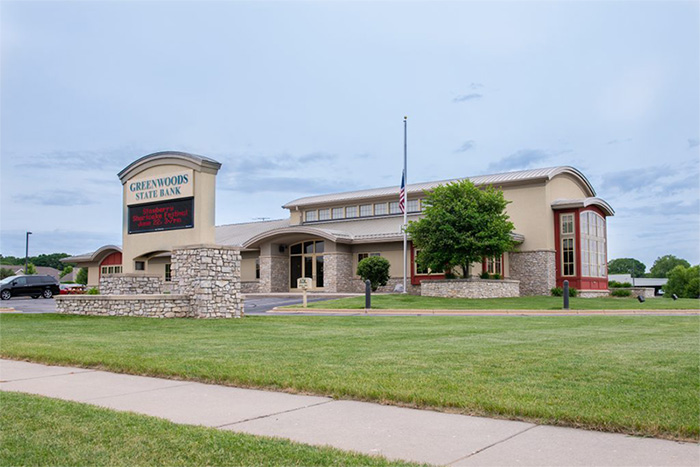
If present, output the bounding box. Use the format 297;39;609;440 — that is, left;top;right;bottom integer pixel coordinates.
563;280;570;310
365;280;371;311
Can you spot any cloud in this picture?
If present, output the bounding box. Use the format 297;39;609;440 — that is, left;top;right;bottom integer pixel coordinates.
469;83;484;90
601;163;699;195
455;140;475;153
453;93;483;103
14;190;95;206
0;229;121;256
487;149;552;172
689;138;699;149
13;148;138;171
222;152;338;175
606;138;632;145
222;176;362;195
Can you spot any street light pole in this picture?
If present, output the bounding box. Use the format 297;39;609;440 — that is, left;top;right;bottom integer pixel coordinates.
25;231;32;274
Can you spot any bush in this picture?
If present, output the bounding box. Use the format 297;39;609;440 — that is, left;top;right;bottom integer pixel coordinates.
356;256;391;292
609;280;632;288
611;289;632;297
551;287;578;297
492;273;501;280
479;271;490;279
445;271;457;279
664;265;700;298
86;287;100;295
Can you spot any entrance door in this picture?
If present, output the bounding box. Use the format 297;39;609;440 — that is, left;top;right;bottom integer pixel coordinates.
289;240;324;290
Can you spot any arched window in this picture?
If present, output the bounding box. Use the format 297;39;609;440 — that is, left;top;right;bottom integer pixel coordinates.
580;211;607;278
289;240;325;289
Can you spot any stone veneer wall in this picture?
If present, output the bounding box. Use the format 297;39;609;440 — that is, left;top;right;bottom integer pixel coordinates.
323;253;353;292
99;273;162;295
421;279;520;299
509;250;556;296
241;281;260;293
171;245;243;318
56;295;192;318
259;255;289;293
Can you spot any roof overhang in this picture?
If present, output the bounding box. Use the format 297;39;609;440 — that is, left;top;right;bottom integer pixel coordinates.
551;197;615;216
61;245;122;264
118;151;222;184
242;226;354;249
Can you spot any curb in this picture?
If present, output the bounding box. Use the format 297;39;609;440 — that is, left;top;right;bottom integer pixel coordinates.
270;308;700;316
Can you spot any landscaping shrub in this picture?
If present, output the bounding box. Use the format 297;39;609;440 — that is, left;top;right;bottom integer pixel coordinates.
609;280;632;288
551;287;577;297
479;271;490;279
492;273;501;280
356;256;391;292
611;289;632;297
86;287;100;295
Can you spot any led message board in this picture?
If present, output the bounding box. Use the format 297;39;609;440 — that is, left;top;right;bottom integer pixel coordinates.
128;197;194;234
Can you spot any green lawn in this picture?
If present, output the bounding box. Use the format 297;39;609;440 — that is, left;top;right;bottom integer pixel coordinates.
0;392;414;467
1;314;698;441
298;295;700;310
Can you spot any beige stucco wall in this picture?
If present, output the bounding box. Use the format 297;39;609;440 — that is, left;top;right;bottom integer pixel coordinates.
352;242;410;278
122;163;217;272
241;251;259;281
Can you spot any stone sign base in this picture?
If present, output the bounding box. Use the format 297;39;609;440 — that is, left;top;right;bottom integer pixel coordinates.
421;278;520;299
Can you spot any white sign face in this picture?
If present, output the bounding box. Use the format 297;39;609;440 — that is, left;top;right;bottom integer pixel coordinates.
297;277;312;290
126;170;194;205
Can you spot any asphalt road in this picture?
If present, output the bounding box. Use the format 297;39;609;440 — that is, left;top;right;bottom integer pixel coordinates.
0;296;335;315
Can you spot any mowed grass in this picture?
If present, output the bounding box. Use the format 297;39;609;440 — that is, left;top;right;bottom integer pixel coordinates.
299;294;700;310
0;392;415;467
1;314;698;441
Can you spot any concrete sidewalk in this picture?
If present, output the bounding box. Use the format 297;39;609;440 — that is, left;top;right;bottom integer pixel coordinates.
1;359;697;466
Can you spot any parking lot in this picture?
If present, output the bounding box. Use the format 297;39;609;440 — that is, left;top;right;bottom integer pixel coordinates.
0;296;336;315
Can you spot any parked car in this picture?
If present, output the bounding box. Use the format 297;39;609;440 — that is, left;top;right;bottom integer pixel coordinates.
0;275;60;300
59;284;86;295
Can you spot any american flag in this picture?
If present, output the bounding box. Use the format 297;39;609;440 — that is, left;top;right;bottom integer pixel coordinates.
399;171;406;213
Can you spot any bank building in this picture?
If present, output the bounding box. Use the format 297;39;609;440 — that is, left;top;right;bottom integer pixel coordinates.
65;151;614;297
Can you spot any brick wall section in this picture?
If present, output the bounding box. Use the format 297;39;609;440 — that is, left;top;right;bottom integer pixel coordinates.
55;295;192;318
323;253;353;292
241;281;260;293
172;245;243;318
259;255;289;293
99;274;162;295
421;279;520;298
509;250;556;296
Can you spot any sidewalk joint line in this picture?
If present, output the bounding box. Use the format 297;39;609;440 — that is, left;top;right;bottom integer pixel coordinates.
215;399;335;428
446;424;538;466
0;368;97;383
83;382;196;401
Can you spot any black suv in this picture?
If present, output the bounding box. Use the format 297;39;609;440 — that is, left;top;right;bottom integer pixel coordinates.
0;275;60;300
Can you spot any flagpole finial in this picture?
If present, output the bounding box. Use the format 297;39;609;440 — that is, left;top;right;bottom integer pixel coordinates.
404;116;407;120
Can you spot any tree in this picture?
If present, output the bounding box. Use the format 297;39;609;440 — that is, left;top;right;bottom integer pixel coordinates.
59;265;74;279
356;256;391;292
0;268;14;280
664;265;700;298
406;180;515;277
25;263;37;275
76;268;88;285
649;255;691;278
33;253;72;271
607;258;646;277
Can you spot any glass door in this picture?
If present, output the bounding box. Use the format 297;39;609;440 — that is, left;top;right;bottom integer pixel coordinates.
289;240;324;290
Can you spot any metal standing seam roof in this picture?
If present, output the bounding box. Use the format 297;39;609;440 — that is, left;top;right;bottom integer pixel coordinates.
216;219;291;247
282;166;596;209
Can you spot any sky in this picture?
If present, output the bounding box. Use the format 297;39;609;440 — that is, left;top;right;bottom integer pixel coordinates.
1;0;698;271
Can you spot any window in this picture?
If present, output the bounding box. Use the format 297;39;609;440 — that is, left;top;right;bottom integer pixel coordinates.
332;207;344;219
560;214;575;276
414;249;443;275
485;256;502;275
346;206;358;218
389;201;401;214
374;203;387;215
102;266;122;275
360;204;372;217
165;264;172;282
135;261;145;271
318;209;330;221
407;199;420;213
290;240;325;289
305;210;317;222
580;211;607;278
357;252;380;263
255;258;260;279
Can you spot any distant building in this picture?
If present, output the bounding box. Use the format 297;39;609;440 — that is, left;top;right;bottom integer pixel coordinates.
608;274;668;295
64;152;615;296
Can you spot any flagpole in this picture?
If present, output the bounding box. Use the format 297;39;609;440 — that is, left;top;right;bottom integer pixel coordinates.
402;116;408;294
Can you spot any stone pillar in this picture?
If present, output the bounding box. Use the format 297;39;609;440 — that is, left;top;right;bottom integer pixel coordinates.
258;255;289;293
509;250;556;296
171;245;243;318
323;252;353;292
99;273;162;295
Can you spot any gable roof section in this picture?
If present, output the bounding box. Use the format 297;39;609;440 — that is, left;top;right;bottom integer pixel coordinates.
118;151;222;183
282;166;596;209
